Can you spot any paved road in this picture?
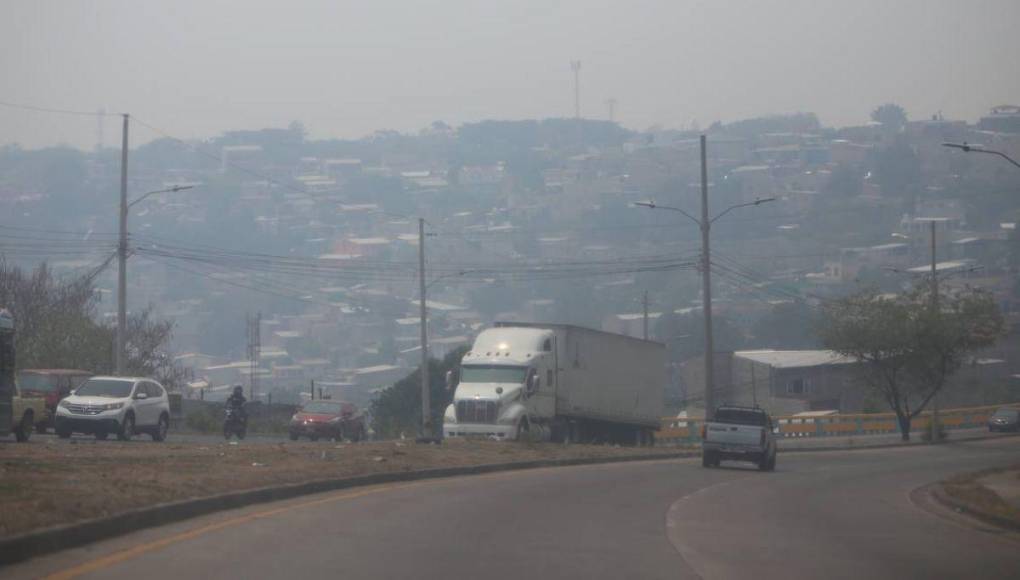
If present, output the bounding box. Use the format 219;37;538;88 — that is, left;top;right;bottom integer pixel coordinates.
7;437;1020;580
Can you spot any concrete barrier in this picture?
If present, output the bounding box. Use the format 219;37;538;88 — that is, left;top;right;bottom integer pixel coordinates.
656;403;1019;444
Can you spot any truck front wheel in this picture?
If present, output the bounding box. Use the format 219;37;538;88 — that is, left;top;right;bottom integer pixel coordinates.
516;419;530;442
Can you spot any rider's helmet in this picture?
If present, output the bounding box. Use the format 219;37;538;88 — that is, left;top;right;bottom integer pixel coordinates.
233;385;244;397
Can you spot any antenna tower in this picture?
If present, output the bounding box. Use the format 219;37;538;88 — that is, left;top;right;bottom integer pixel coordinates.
570;60;581;119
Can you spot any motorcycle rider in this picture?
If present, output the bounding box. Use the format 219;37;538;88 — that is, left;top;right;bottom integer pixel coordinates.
225;385;248;425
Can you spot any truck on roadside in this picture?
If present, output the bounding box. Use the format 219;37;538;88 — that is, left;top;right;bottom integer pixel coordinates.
18;368;93;433
443;322;665;445
700;405;777;471
0;309;46;442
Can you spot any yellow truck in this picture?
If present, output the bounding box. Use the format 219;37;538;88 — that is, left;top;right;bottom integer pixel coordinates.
0;309;45;442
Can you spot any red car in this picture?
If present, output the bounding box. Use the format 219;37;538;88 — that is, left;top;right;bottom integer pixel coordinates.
289;400;366;442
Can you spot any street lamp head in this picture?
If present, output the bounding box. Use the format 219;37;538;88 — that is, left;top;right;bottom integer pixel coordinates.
634;201;657;209
942;142;972;153
170;185;195;192
753;197;776;206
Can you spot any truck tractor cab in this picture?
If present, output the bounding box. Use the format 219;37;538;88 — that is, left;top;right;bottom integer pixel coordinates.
444;327;556;441
0;309;16;435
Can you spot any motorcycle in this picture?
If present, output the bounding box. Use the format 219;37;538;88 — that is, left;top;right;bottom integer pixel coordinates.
223;405;247;440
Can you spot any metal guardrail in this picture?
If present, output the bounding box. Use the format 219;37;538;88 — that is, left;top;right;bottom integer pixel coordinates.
655;403;1020;446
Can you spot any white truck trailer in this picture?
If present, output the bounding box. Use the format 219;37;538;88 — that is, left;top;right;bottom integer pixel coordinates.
443;322;665;445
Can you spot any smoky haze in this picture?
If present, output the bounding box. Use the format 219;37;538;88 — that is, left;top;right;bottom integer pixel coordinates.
2;0;1019;149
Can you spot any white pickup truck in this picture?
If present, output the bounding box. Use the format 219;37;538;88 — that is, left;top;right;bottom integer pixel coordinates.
701;406;777;471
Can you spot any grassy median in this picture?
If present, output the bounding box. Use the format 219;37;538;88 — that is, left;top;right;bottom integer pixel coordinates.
940;465;1020;529
0;438;687;537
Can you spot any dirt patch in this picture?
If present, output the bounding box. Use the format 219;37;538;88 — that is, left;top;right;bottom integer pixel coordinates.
938;465;1020;530
0;438;687;537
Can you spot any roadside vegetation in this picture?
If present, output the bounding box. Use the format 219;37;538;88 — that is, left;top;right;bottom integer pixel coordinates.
0;439;685;538
0;260;184;388
818;285;1004;440
940;465;1020;529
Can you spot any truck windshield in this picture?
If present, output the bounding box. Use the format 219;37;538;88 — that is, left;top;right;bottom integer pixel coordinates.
460;365;527;384
714;409;767;426
17;373;61;393
75;379;134;398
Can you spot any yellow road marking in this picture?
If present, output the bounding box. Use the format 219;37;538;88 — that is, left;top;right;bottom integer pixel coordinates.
43;481;423;580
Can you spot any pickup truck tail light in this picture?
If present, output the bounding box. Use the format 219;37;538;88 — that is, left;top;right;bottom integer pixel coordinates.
700;424;707;440
760;429;766;446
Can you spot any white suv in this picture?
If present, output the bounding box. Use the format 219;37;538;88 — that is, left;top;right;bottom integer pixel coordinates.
55;376;170;441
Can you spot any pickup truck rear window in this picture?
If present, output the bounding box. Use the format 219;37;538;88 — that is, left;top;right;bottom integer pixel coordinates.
714;409;767;426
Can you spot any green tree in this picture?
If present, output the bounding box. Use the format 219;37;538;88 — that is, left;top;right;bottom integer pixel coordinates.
870;103;908;130
818;286;1003;440
369;347;467;439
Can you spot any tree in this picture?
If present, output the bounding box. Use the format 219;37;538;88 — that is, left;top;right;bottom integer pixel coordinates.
818;287;1003;440
0;259;184;388
369;347;467;439
870;103;908;130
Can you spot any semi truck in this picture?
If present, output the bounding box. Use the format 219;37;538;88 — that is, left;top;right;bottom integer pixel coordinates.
443;322;665;445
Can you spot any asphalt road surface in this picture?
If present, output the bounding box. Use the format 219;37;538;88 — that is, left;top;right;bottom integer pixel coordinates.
8;437;1020;580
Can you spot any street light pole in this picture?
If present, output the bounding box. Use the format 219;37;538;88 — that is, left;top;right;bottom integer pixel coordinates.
418;218;431;441
930;220;941;443
942;142;1020;170
634;134;774;422
116;114;129;375
699;135;716;421
115;176;195;376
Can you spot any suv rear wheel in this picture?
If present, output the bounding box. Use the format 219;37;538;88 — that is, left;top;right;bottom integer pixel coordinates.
151;414;169;442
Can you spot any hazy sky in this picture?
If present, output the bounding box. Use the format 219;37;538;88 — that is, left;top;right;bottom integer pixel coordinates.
2;0;1018;149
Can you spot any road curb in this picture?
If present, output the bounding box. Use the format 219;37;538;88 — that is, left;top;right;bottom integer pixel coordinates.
0;450;695;567
926;480;1020;535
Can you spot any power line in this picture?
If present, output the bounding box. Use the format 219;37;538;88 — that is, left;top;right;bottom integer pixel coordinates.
0;99;114;118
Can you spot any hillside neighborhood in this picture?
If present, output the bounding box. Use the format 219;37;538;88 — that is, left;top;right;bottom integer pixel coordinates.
2;105;1019;416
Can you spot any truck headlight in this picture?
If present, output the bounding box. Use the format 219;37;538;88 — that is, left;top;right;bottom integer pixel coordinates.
58;399;71;409
100;402;125;411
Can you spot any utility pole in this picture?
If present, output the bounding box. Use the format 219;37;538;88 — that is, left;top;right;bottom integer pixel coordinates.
642;291;650;340
633;136;774;422
116;114;129;375
930;220;940;443
700;135;716;421
418;218;431;440
606;98;617;123
570;61;581;119
247;312;261;402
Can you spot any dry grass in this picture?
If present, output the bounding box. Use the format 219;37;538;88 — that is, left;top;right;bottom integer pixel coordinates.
940;465;1020;526
0;438;685;537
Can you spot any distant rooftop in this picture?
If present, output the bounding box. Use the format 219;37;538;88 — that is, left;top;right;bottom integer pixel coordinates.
735;349;855;369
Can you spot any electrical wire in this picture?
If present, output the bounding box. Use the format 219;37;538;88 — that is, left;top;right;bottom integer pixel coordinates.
0;99;114;118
